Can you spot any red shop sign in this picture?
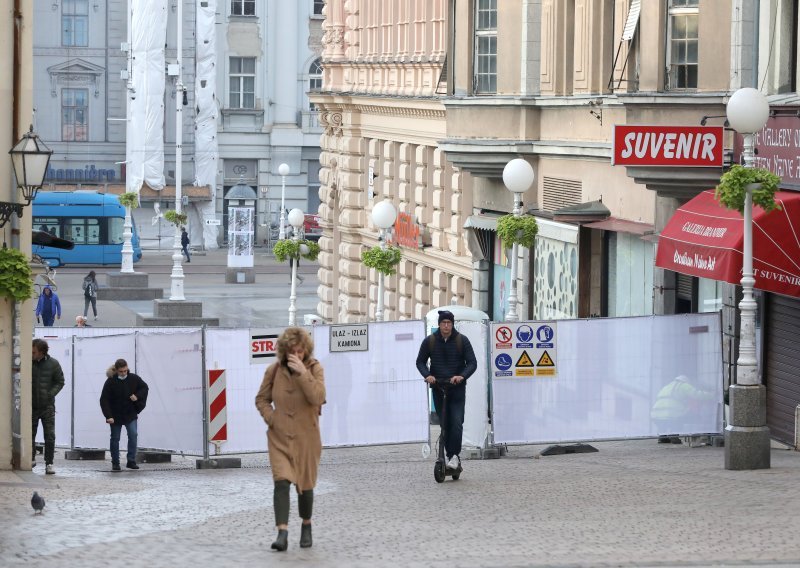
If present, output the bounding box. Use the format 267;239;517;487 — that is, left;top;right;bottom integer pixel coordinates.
613;125;724;167
392;212;420;249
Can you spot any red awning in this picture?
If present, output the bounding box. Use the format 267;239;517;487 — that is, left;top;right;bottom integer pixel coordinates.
655;190;800;298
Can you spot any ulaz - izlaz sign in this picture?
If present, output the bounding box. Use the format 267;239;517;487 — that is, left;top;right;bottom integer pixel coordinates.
612;125;724;167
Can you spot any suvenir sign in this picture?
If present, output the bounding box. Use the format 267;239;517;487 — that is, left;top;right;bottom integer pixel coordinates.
612;125;724;167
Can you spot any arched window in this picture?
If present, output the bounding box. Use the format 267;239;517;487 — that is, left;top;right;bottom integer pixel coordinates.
308;58;323;110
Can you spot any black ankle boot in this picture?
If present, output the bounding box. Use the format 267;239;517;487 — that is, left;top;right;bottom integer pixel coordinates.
300;524;312;548
271;529;288;551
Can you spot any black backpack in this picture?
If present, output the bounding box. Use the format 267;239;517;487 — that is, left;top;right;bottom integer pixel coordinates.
428;332;463;356
84;281;94;298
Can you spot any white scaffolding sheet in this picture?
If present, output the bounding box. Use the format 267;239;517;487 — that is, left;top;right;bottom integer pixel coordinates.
492;313;724;444
313;321;429;447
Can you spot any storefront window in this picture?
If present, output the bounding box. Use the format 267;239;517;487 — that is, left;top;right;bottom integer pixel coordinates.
534;236;578;320
608;233;655;317
697;277;723;313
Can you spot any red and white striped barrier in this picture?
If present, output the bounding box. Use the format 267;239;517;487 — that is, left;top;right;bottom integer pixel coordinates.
208;369;228;443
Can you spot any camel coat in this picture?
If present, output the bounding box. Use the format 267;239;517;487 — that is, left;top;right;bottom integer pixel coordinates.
255;358;326;492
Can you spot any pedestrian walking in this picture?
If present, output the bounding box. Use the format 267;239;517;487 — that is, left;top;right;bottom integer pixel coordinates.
181;227;191;262
415;310;478;472
31;338;65;474
255;327;326;551
82;270;99;320
35;285;61;326
99;359;149;471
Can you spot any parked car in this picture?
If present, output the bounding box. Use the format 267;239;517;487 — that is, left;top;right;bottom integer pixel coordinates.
304;214;322;241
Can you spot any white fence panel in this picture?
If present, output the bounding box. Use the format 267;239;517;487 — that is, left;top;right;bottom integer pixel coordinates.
135;330;205;454
313;320;429;447
35;338;73;448
72;334;136;449
456;321;491;449
492;313;723;444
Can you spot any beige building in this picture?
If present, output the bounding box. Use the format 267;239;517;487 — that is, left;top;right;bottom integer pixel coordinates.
0;0;35;470
315;0;800;449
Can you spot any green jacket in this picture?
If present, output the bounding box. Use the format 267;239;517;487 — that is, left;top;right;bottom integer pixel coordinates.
31;354;65;410
651;377;715;421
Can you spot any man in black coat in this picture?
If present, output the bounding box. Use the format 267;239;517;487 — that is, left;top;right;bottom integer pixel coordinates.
99;358;148;471
31;339;65;474
416;310;477;471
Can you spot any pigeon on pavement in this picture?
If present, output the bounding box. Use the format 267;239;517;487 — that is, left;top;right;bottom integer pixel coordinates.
31;491;45;514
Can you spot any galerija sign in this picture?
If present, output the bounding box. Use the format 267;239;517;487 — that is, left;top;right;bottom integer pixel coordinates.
733;110;800;190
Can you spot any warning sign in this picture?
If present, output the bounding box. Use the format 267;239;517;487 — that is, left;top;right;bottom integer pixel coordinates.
537;351;555;367
490;322;557;379
516;351;535;368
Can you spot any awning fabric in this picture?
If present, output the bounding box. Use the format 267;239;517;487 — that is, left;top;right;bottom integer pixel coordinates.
584;217;654;236
655;189;800;298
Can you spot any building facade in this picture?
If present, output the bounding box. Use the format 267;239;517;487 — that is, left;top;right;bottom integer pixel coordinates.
1;0;36;470
315;0;800;446
32;0;324;249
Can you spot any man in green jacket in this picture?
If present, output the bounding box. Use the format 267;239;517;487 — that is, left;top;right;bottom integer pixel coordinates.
31;338;65;474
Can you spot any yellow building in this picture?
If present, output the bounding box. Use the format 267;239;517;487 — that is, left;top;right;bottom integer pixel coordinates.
0;0;35;470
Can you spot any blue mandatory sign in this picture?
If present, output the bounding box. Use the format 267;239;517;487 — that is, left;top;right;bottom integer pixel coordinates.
495;353;513;371
536;325;554;343
516;325;534;343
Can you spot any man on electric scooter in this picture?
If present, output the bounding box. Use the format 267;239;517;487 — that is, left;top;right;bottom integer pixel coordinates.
416;310;478;472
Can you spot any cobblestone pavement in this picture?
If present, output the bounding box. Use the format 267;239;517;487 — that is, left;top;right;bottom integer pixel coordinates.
2;440;800;567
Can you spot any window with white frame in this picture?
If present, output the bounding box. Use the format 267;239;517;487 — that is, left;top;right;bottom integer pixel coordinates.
473;0;497;94
231;0;255;16
667;0;699;89
229;57;256;109
62;0;89;47
62;88;88;142
308;58;323;110
313;0;325;16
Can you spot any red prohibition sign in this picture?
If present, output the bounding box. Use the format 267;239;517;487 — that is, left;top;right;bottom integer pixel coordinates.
495;326;512;343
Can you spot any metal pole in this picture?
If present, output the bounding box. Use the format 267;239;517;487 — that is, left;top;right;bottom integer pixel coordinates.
737;133;757;385
506;194;522;322
201;325;209;462
279;173;287;240
169;0;186;301
288;227;299;325
376;228;386;321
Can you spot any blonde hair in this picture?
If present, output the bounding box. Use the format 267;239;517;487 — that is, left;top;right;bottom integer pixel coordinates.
276;327;314;364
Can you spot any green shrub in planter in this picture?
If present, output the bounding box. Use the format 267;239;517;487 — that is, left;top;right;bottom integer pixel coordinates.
118;192;140;209
715;164;781;214
164;210;188;227
273;239;321;263
361;245;402;275
496;214;538;249
0;247;34;302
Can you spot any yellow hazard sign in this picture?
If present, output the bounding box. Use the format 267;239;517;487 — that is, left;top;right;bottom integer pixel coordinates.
537;350;555;367
516;350;535;367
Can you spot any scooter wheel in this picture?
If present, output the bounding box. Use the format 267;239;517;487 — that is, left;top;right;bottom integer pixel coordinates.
434;461;446;483
451;471;460;481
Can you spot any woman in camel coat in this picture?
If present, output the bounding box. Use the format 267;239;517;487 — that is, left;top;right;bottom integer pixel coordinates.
255;326;326;552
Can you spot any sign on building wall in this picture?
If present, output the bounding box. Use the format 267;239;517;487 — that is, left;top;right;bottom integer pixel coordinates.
612;125;724;167
491;322;558;378
734;111;800;189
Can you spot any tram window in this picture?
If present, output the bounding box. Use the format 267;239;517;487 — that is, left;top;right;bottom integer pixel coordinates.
34;218;61;237
64;217;100;245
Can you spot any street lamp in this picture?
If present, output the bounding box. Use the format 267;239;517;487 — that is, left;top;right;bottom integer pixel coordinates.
502;158;535;322
278;163;290;240
3;126;52;227
169;0;187;301
371;199;397;321
287;207;305;326
724;87;771;470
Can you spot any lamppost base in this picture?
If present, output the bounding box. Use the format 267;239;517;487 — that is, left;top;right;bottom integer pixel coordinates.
724;384;771;470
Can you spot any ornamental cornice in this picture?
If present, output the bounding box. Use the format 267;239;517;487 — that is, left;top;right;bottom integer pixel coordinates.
351;104;445;119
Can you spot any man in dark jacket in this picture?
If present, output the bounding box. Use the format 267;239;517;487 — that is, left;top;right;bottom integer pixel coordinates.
416;310;477;471
181;227;191;262
99;358;149;471
31;339;65;474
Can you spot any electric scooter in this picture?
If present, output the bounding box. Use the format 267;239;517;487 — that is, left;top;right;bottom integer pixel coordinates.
433;377;463;483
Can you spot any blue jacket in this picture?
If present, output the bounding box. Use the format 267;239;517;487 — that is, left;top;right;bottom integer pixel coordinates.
416;329;477;390
35;286;61;318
